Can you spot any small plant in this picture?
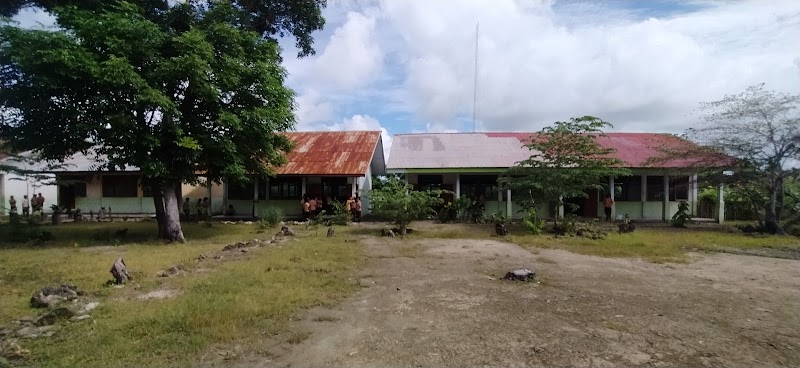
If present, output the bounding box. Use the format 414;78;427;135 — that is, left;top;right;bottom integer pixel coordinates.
453;196;472;222
258;206;283;228
328;201;350;226
523;208;546;235
490;212;507;225
618;214;636;233
51;204;62;225
435;201;458;223
670;201;692;228
554;214;577;235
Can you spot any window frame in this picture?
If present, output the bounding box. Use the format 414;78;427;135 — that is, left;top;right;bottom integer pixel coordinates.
102;175;139;198
269;177;303;200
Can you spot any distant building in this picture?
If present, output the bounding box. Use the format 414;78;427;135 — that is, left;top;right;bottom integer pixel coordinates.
10;131;385;218
387;132;720;221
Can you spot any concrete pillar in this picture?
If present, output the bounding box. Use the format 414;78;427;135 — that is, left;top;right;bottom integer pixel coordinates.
252;176;259;218
557;196;564;218
717;182;725;224
690;174;699;216
222;178;228;216
662;175;670;222
301;177;307;195
506;189;512;219
640;174;647;219
207;178;213;216
608;176;615;220
455;174;461;199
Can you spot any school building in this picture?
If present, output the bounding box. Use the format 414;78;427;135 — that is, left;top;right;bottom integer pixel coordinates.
19;131;385;218
386;132;726;222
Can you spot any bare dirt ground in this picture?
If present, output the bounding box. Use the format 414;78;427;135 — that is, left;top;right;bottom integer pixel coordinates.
236;235;799;368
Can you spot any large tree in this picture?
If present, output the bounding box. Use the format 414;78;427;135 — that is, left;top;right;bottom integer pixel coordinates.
0;0;326;241
502;116;630;224
687;84;799;233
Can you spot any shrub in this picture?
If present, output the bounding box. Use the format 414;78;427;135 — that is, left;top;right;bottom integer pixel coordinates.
328;201;350;226
259;206;283;228
670;201;692;228
618;214;636;233
523;208;546;235
554;214;578;235
435;202;458;223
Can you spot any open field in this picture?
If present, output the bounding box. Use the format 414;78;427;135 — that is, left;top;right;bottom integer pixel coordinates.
1;220;798;367
0;222;364;367
263;231;800;368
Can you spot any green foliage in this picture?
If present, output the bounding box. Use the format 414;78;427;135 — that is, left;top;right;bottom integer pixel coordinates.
523;208;546;235
453;196;472;222
684;85;800;233
554;214;578;235
502;116;631;224
328;201;350;226
671;201;692;228
368;176;445;230
490;212;507;225
0;0;327;239
435;201;458;223
618;215;636;233
258;207;283;228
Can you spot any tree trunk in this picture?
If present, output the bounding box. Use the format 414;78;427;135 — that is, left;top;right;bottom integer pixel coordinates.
161;183;186;243
775;177;785;223
151;183;166;239
764;186;784;234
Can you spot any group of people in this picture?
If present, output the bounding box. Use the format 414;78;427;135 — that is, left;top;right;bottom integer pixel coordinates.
7;193;46;216
301;194;362;222
182;197;212;220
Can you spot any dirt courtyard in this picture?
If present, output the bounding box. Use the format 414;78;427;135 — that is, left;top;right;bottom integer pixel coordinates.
240;236;799;368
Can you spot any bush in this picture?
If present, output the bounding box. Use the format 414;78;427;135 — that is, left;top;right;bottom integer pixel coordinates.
328;201;350;226
618;214;636;233
670;201;691;228
553;214;577;235
523;208;546;235
435;202;458;223
259;207;283;228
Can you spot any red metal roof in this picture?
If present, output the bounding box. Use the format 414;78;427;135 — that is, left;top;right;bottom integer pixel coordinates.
479;132;723;168
276;131;381;176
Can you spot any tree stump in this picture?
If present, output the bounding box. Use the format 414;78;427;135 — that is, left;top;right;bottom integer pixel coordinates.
495;223;509;236
327;227;335;237
109;257;132;284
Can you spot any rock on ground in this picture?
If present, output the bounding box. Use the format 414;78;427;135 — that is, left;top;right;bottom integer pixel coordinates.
30;285;82;308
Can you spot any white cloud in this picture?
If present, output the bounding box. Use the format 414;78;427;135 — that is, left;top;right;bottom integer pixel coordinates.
297;114;393;160
373;0;800;132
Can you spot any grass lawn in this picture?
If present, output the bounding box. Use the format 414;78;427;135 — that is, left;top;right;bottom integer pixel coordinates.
0;221;364;367
405;221;800;263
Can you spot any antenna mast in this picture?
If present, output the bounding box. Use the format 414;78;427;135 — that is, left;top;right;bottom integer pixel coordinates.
472;22;479;133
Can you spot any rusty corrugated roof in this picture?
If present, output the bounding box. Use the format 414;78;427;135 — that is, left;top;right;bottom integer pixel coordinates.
277;131;381;176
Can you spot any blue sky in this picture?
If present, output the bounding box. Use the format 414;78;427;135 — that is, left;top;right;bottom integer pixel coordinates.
12;0;800;156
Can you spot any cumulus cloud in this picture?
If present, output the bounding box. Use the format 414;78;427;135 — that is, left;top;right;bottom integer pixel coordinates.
375;0;800;132
296;114;392;159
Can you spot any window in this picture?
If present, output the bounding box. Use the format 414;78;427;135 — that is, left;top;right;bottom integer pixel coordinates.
646;176;665;201
321;177;348;203
418;175;443;192
102;176;138;197
460;175;499;201
613;176;641;202
670;176;689;201
270;177;302;200
228;179;254;200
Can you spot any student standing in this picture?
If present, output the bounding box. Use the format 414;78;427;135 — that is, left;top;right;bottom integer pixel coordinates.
22;195;30;216
603;193;614;221
354;197;362;222
9;196;17;214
